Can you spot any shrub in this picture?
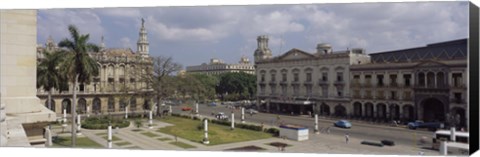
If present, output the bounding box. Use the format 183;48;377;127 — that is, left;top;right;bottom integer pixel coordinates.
82;116;130;129
264;128;279;136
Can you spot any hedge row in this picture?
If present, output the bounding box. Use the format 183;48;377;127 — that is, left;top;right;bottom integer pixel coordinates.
82;116;130;129
170;113;279;136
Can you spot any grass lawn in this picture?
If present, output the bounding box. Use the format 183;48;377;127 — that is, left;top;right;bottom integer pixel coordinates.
158;117;273;145
115;141;132;146
140;132;159;137
95;132;107;136
169;141;196;149
157;137;172;141
52;136;103;148
102;135;121;141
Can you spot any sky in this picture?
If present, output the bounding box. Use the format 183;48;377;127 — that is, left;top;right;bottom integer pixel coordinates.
37;1;469;68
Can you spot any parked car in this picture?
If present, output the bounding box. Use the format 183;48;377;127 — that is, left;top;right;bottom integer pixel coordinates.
407;120;444;130
215;112;229;120
181;106;192;111
334;120;352;128
246;109;258;114
208;102;217;107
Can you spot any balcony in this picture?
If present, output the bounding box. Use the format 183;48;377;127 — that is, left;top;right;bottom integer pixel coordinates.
291;81;301;85
451;99;466;104
303;80;313;85
364;95;373;99
389;83;398;87
280;80;288;85
376;95;385;100
351;82;361;88
334;80;345;86
403;96;412;101
318;79;328;86
451;84;467;90
268;80;277;86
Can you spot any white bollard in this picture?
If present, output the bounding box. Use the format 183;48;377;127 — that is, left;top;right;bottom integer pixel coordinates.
107;125;112;148
86;107;90;117
195;103;199;115
241;107;245;123
314;114;319;134
44;128;52;147
125;106;128;119
148;110;153;129
231;112;235;130
169;105;172;114
440;141;448;155
450;127;456;142
203;119;209;144
62;109;67;125
77;115;82;135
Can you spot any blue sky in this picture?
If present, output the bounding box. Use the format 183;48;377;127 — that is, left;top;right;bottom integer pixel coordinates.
37;2;468;68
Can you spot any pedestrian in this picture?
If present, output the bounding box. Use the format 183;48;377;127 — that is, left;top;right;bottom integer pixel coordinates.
345;133;349;144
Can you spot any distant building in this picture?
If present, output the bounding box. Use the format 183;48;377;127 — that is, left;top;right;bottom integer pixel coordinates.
36;18;154;115
350;39;468;129
254;35;370;115
186;57;255;75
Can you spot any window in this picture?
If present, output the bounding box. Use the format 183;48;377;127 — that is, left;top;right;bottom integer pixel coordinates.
306;73;312;82
108;78;114;83
260;85;265;94
322;72;328;81
365;90;372;98
390;74;397;86
353;75;360;85
119;78;125;83
281;85;287;95
294;73;299;82
130;78;135;83
282;73;287;82
377;75;384;87
453;73;463;87
454;93;462;103
322;87;328;97
404;91;411;100
261;74;265;82
306;86;312;96
365;75;372;86
337;72;343;82
270;86;276;95
293;85;299;96
391;91;396;100
79;84;85;92
404;74;411;87
271;73;276;82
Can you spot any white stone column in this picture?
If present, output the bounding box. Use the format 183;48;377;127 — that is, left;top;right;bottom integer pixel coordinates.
125;106;128;119
440;141;448;155
231;112;235;130
450;127;456;142
148;110;153;129
195;103;199;116
202;119;209;144
76;115;82;135
107;124;112;148
241;107;245;123
44;127;52;147
314;114;319;134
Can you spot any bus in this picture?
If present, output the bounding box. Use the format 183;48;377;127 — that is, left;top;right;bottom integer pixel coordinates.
432;130;469;153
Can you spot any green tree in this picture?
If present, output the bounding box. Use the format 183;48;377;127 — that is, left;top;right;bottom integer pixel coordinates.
58;25;100;147
217;72;256;101
37;50;66;111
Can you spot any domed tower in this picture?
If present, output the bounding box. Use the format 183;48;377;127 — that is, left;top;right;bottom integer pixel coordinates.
316;43;332;54
254;35;272;63
137;18;149;57
239;55;250;64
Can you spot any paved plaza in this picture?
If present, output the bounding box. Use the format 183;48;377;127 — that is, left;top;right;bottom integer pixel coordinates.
48;117;440;156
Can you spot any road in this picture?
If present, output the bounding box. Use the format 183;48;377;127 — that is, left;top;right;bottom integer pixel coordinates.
170;104;434;148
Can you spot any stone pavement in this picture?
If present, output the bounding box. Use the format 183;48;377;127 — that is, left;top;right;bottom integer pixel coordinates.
50;118;441;156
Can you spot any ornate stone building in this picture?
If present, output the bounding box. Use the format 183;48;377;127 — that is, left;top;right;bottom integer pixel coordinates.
254;35;370;115
36;19;154;116
350;39;468;128
186;57;255;75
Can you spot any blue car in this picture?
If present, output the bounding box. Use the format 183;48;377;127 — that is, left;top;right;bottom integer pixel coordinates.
208;102;217;107
334;120;352;128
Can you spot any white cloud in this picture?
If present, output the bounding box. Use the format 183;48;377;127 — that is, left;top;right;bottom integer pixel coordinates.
120;37;132;48
38;9;105;45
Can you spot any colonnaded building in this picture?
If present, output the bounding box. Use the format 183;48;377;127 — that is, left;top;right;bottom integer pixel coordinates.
36;19;154;116
186;57;255;75
254;35;468;129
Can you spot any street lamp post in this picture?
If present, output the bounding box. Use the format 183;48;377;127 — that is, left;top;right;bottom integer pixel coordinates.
76;115;82;136
314;114;319;134
148;110;153;129
241;107;245;123
107;122;112;148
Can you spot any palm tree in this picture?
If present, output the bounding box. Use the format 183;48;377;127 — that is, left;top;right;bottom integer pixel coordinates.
37;50;65;112
58;25;100;147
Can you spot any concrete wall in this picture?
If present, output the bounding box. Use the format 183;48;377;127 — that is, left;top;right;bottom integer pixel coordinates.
1;10;56;146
